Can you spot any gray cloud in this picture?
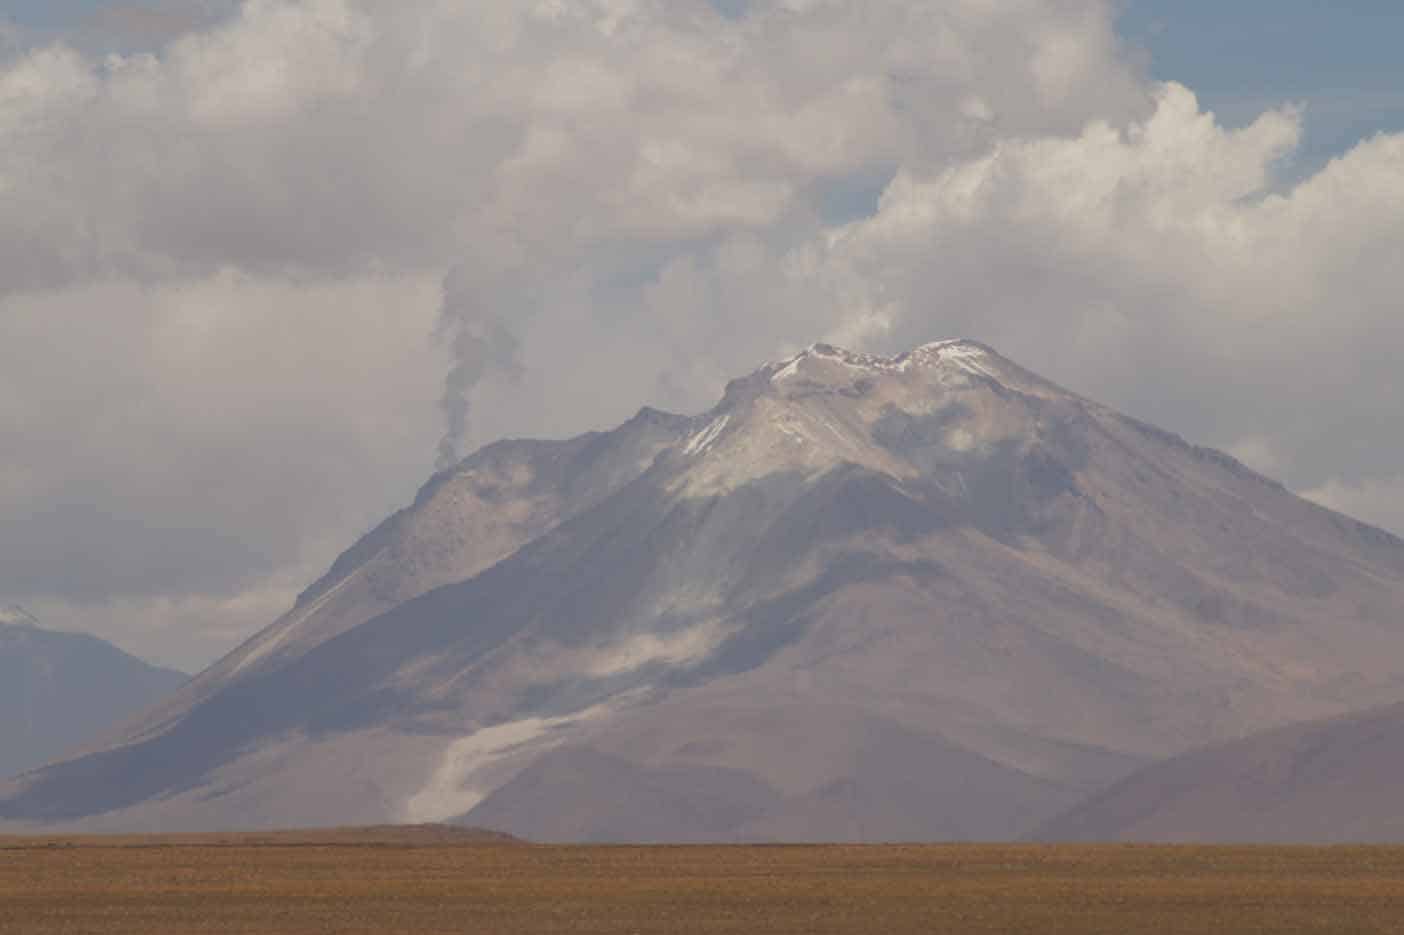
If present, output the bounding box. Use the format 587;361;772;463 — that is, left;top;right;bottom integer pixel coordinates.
1;0;1400;667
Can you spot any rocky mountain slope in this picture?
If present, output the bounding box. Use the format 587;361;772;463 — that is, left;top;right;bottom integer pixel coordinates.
0;607;187;781
4;340;1404;840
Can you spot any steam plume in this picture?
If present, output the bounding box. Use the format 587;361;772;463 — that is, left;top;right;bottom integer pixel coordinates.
434;269;521;470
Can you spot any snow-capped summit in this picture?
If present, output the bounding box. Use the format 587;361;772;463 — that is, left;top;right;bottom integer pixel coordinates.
761;338;1054;392
676;338;1078;499
0;609;187;783
7;339;1404;842
766;338;997;384
0;606;40;628
716;338;1064;423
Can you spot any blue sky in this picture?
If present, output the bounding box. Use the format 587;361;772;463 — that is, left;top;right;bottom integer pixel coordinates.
1118;1;1404;178
3;0;109;28
0;0;235;50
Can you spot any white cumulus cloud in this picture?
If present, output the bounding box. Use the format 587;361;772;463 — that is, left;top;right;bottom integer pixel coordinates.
2;0;1403;666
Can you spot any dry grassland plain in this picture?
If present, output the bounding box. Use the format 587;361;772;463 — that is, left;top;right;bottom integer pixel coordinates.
2;829;1404;933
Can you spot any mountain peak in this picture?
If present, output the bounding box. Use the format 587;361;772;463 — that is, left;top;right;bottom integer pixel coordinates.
667;338;1087;502
16;336;1404;842
764;338;998;386
0;606;40;629
717;338;1023;416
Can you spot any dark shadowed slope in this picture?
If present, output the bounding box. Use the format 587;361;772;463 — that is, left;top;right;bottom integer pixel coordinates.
4;340;1404;840
0;608;187;780
1037;700;1404;843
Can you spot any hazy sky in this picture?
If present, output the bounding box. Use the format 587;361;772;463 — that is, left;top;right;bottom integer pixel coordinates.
3;1;1404;668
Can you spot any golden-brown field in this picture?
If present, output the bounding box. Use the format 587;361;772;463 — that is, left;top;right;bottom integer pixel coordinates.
3;829;1404;934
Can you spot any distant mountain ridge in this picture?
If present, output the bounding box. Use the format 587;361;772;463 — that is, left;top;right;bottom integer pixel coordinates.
1036;700;1404;843
0;608;187;781
0;606;41;628
4;340;1404;840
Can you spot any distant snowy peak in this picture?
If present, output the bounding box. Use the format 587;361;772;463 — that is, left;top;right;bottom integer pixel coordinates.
0;606;40;628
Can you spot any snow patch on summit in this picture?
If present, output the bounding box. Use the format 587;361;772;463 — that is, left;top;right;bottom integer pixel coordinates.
767;339;997;384
770;356;805;382
683;413;730;456
930;342;998;379
0;606;39;627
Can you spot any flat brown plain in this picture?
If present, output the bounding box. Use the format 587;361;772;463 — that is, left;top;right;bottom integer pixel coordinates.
3;831;1404;934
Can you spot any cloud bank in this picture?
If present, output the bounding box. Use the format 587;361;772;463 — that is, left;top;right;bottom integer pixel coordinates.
1;0;1401;666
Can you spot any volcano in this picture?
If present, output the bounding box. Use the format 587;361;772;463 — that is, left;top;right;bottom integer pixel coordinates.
5;340;1404;841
